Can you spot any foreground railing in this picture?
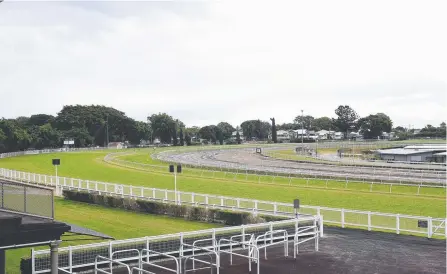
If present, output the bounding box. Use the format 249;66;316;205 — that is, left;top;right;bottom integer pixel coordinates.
0;168;445;239
0;179;54;219
32;218;317;274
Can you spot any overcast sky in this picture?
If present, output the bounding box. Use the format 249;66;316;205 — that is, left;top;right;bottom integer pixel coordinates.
0;0;446;128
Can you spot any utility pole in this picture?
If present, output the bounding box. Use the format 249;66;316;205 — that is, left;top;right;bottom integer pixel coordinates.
301;109;304;154
105;115;109;148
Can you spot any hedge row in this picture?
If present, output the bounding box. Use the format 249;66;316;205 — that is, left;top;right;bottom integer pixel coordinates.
62;190;268;226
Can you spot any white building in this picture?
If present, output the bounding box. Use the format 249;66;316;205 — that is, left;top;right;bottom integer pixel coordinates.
231;130;244;141
333;132;344;140
276;130;291;142
108;142;124;149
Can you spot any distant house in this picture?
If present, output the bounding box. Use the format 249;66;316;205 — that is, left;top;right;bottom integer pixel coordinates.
290;129;308;140
317;130;331;140
108;142;124;149
276;130;291;142
231;130;244;141
333;132;344;140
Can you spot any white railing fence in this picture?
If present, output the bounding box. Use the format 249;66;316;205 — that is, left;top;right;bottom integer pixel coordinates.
0;168;444;239
0;147;105;159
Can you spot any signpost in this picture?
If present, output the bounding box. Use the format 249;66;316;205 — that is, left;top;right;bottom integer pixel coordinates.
169;164;182;204
294;199;300;219
52;159;60;187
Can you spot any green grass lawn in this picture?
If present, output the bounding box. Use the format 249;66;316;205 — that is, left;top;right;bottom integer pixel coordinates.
0;150;444;219
6;198;219;273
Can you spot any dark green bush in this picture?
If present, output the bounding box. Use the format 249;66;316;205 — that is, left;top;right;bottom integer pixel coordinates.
63;190;264;227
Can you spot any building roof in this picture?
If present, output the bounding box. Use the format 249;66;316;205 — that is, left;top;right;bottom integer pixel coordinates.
292;129;307;134
433;152;447;156
404;145;447;150
276;130;289;135
377;148;438;155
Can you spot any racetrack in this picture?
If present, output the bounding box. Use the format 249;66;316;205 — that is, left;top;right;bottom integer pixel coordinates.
154;147;446;185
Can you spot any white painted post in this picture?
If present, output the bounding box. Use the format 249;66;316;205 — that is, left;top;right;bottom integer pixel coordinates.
319;215;324;237
191;193;195;204
237;199;240;208
396;214;400;234
31;248;35;274
68;246;72;272
428;217;432;238
368;212;371;231
273;202;277;215
220;197;224;207
341;209;345;228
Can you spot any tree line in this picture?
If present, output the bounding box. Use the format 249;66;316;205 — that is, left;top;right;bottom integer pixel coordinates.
0;104;444;152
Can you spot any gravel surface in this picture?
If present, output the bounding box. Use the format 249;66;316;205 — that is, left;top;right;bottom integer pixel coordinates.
155;148;446;184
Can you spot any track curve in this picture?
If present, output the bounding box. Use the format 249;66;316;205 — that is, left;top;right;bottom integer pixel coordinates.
153;147;446;185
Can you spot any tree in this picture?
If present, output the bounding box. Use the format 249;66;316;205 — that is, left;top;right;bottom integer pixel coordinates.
148;113;182;144
357;113;393;139
28;114;55;127
236;128;241;144
240;120;270;140
184;132;191;146
394;126;406;132
199;125;220;143
270;118;277;143
277;123;296;130
217;122;235;140
217;130;224;145
333;105;359;137
179;128;185;146
293;115;314;130
185;127;200;142
312;117;333;131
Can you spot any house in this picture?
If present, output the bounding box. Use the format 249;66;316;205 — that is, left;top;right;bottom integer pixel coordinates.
276;130;291;142
231;130;244;141
333;132;344;140
308;131;318;140
290;129;308;140
108;142;124;149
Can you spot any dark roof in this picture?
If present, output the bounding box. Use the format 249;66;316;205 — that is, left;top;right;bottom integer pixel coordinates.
0;210;70;249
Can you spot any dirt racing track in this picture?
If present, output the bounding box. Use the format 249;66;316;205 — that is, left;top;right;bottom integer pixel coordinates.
154;148;447;184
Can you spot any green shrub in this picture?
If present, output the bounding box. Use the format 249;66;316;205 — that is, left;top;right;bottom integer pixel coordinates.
63;190;265;226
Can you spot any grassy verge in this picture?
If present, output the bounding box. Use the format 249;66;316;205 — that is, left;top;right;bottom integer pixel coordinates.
6;197;219;273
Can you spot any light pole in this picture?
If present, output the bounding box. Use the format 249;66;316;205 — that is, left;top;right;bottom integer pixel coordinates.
169;164;182;204
301;110;304;154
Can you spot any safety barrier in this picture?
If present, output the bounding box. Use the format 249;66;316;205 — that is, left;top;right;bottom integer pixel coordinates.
35;218;316;273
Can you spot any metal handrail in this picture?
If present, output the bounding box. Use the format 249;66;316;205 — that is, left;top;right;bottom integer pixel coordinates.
95;255;131;274
140;249;179;274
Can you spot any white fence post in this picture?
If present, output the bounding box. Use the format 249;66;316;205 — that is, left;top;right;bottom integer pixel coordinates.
396;214;400;234
31;248;35;274
319;215;324;237
428;217;433;238
368;212;371;231
341;209;345;228
69;246;73;272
